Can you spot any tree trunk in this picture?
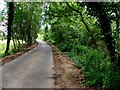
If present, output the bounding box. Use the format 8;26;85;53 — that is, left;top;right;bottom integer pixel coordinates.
116;11;120;64
5;2;14;54
87;2;116;62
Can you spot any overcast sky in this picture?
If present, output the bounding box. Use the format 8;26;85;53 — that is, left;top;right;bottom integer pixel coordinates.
0;0;6;13
0;0;7;32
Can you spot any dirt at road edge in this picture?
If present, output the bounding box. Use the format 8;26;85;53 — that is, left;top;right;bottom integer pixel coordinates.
50;44;95;89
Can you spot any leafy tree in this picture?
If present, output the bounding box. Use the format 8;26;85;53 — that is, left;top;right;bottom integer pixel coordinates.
44;2;120;64
85;2;120;64
4;2;42;53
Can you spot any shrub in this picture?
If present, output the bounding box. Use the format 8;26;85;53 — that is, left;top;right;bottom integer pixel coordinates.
68;45;120;89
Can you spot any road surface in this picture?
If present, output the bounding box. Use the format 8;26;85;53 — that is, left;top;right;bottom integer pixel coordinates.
2;41;55;88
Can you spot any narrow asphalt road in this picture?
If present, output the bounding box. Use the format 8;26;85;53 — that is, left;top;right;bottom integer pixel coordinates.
2;41;55;88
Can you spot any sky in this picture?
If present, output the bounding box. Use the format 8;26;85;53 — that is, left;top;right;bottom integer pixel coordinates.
0;0;7;32
0;0;6;13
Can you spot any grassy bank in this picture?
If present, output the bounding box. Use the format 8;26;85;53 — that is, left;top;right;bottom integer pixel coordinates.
0;40;14;58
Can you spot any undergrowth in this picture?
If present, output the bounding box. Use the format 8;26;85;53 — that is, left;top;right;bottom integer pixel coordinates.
68;45;120;90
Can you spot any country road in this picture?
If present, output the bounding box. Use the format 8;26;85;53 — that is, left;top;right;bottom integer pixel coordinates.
2;41;55;88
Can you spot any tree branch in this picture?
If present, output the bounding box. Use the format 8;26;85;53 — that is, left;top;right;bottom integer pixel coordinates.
66;2;97;47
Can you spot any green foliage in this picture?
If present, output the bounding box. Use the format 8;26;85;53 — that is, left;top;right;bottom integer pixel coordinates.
43;2;120;89
84;2;120;61
0;40;15;57
12;2;41;46
0;2;119;89
1;2;43;56
37;34;44;40
107;66;120;90
0;40;7;57
68;45;120;89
